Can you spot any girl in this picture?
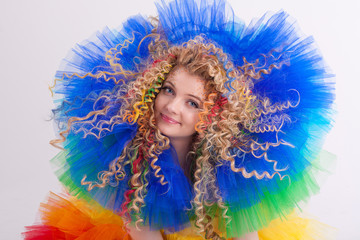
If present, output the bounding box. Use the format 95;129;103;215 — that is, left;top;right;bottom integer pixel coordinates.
24;0;334;239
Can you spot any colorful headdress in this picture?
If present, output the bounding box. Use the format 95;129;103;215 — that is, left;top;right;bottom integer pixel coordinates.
48;0;334;238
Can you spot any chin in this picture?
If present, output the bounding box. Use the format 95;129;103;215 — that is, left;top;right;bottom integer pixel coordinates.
159;128;195;140
157;125;175;138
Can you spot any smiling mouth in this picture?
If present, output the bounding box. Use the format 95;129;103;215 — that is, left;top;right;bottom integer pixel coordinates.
160;113;180;124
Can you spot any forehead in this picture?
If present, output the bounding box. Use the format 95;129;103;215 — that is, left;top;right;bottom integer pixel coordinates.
166;67;206;97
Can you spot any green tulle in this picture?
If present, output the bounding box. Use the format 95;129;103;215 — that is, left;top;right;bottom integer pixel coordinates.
52;149;94;203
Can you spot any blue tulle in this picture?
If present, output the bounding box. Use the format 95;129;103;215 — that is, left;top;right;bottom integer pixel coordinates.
142;146;194;231
52;15;154;133
51;0;334;235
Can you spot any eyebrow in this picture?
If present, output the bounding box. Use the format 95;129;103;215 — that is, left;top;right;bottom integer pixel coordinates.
165;81;204;103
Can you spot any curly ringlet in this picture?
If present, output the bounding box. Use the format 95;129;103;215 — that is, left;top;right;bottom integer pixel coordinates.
52;27;297;238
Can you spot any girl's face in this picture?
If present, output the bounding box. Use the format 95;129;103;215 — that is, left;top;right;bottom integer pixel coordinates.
154;67;206;140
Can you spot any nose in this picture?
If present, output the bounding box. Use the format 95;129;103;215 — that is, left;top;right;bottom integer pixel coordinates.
165;97;181;115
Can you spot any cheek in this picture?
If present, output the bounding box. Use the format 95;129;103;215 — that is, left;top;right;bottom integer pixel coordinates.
154;95;162;113
188;112;200;128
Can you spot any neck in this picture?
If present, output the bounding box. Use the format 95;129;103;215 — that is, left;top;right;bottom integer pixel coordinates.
169;136;193;169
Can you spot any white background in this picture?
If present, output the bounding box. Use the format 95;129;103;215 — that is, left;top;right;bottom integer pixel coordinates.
1;0;359;239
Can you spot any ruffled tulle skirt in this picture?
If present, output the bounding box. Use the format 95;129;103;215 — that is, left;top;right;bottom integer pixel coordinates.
23;192;335;240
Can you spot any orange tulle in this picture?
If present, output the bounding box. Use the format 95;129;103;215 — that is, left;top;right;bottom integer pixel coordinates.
23;192;131;240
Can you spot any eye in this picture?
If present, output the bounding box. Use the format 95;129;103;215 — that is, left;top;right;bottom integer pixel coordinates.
188;100;199;108
161;86;174;95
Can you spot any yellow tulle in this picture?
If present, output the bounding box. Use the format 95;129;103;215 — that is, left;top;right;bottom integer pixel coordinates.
258;212;336;240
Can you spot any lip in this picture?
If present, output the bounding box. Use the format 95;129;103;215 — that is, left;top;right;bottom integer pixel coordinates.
160;113;180;124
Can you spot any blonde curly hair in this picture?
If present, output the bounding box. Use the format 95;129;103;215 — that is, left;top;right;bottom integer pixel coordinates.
53;27;295;238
